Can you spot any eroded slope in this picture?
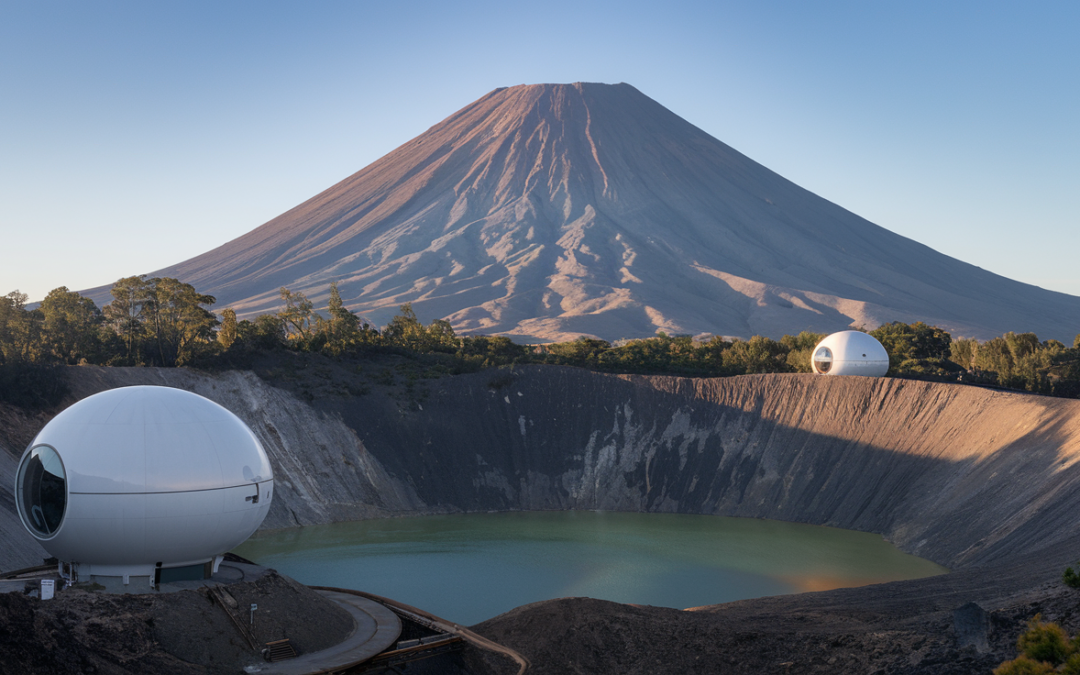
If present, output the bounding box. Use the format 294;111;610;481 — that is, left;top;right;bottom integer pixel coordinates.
3;364;1078;574
80;83;1080;342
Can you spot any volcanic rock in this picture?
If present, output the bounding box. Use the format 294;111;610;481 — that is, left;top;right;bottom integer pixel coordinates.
86;83;1080;342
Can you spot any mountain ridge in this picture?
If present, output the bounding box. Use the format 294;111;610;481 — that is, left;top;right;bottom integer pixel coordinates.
84;82;1080;342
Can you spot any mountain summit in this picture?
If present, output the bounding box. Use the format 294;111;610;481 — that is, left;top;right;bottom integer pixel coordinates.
136;82;1079;341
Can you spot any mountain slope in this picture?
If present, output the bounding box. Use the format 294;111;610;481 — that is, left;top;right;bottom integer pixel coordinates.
104;82;1080;342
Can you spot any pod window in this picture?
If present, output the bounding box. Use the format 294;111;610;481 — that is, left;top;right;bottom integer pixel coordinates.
17;445;67;537
814;347;833;374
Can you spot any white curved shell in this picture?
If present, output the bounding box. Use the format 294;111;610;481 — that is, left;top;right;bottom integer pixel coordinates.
811;331;890;377
16;386;273;572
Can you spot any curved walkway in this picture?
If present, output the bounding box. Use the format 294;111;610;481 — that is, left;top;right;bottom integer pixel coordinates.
250;590;401;675
314;587;530;675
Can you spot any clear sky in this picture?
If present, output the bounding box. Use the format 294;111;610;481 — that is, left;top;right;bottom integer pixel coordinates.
2;1;1078;306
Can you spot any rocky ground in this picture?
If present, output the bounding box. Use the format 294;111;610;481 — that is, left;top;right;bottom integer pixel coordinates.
3;559;1075;675
5;364;1080;673
0;569;353;675
473;546;1080;675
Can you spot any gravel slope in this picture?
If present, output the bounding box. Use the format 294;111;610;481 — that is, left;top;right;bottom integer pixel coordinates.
4;364;1080;673
79;83;1080;342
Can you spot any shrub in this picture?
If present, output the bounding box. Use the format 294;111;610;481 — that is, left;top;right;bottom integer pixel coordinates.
1017;615;1071;664
1063;653;1080;675
1063;563;1080;589
996;614;1076;673
993;656;1057;675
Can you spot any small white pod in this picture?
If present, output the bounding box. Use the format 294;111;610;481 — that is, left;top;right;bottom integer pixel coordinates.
811;331;890;377
15;386;273;584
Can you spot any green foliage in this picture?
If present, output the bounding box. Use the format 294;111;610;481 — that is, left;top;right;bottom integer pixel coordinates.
947;331;1077;395
871;321;952;361
994;656;1057;675
1063;653;1080;675
722;335;789;374
143;277;218;366
322;281;366;355
996;614;1078;673
3;274;1080;405
237;315;287;351
426;319;458;353
601;333;694;374
278;287;315;342
870;321;960;378
98;276;221;367
1017;615;1071;664
543;337;612;368
218;309;238;349
950;338;978;370
40;286;104;364
102;276;151;364
1063;563;1080;589
382;303;429;351
457;335;529;368
0;290;43;365
780;331;826;373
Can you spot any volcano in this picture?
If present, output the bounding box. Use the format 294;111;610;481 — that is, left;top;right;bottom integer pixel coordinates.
110;82;1080;342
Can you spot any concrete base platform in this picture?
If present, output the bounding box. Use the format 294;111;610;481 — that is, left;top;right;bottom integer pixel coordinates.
76;561;267;594
244;590;402;674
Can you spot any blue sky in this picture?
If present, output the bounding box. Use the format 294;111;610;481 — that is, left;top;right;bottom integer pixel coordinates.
2;1;1078;308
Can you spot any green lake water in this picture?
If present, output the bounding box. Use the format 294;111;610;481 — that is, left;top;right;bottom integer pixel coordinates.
233;511;947;626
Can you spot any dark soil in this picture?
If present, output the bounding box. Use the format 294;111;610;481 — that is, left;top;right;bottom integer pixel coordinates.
0;570;353;675
471;553;1080;675
3;556;1078;675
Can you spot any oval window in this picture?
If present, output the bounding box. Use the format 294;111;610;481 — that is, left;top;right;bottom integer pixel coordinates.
17;445;67;537
813;346;833;374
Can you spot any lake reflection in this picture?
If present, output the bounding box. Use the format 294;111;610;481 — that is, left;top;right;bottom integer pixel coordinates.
233;511;947;625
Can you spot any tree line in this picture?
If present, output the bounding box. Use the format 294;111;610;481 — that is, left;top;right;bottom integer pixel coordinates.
2;278;1079;408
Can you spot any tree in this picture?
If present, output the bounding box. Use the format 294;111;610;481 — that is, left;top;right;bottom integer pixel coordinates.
322;281;364;354
871;321;952;362
950;338;978;371
0;290;40;365
602;337;659;372
218;308;238;350
869;321;959;379
279;287;315;344
695;335;733;375
1063;562;1080;589
426;319;458;353
1004;332;1041;363
326;282;355;327
545;336;611;368
39;287;103;364
780;331;825;373
722;335;789;374
103;276;151;364
237;314;286;350
974;337;1012;379
142;277;218;366
455;335;529;369
994;615;1080;674
383;303;429;351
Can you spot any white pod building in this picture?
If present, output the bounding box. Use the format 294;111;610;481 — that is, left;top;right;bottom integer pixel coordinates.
811;331;890;377
15;386;273;586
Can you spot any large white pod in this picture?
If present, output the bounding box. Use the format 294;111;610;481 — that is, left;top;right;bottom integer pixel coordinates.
811;331;890;377
15;386;273;585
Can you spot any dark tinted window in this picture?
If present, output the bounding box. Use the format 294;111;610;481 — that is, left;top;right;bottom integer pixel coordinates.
18;445;66;536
